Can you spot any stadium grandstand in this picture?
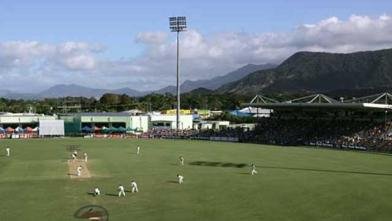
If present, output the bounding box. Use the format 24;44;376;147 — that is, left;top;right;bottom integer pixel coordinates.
239;92;392;152
150;92;392;153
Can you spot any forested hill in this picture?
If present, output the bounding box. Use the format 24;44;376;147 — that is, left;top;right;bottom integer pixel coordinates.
217;48;392;95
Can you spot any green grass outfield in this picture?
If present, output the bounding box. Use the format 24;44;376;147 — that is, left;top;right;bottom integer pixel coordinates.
1;138;392;221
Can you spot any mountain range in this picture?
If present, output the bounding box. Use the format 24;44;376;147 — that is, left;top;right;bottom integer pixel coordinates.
0;85;145;99
151;63;275;94
0;63;274;99
217;48;392;95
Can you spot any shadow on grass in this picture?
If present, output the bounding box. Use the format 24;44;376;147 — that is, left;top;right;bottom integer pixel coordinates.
105;193;119;197
86;192;95;196
189;161;247;168
259;165;392;177
167;180;179;184
190;161;392;177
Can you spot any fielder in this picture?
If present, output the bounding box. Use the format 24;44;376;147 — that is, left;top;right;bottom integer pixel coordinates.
94;187;101;196
177;174;184;184
84;152;88;162
251;163;258;175
118;184;126;197
72;150;78;160
179;156;184;166
77;165;83;176
136;145;140;155
6;146;10;157
131;180;138;193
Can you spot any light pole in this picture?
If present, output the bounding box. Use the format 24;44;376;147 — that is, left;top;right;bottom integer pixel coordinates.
169;16;187;132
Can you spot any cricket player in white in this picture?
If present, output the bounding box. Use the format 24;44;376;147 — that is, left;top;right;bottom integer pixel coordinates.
179;156;184;166
94;187;101;196
131;180;138;193
118;185;126;197
72;150;78;160
6;147;10;157
84;152;88;162
251;163;258;175
136;145;140;155
177;174;184;184
77;166;82;176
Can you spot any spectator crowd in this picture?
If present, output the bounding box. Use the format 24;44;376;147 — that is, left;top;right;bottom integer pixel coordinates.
142;118;392;152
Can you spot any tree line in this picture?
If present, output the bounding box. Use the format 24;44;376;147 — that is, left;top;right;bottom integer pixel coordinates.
0;92;252;114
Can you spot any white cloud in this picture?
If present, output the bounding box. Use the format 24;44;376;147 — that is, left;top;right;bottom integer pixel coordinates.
0;41;101;70
1;14;392;93
62;54;96;70
135;32;168;45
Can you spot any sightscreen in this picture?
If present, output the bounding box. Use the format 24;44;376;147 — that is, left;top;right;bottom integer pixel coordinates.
39;120;65;136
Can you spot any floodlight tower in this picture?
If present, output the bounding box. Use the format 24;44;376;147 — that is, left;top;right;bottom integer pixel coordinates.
169;16;187;132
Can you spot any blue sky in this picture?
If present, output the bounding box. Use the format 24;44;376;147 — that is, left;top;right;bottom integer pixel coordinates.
0;0;391;92
1;0;390;59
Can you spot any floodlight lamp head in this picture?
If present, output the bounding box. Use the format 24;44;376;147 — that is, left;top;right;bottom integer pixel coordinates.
169;16;187;32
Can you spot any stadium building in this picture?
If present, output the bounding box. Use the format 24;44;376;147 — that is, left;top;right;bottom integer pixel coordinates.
0;113;63;138
194;120;230;130
149;112;193;130
60;112;149;135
